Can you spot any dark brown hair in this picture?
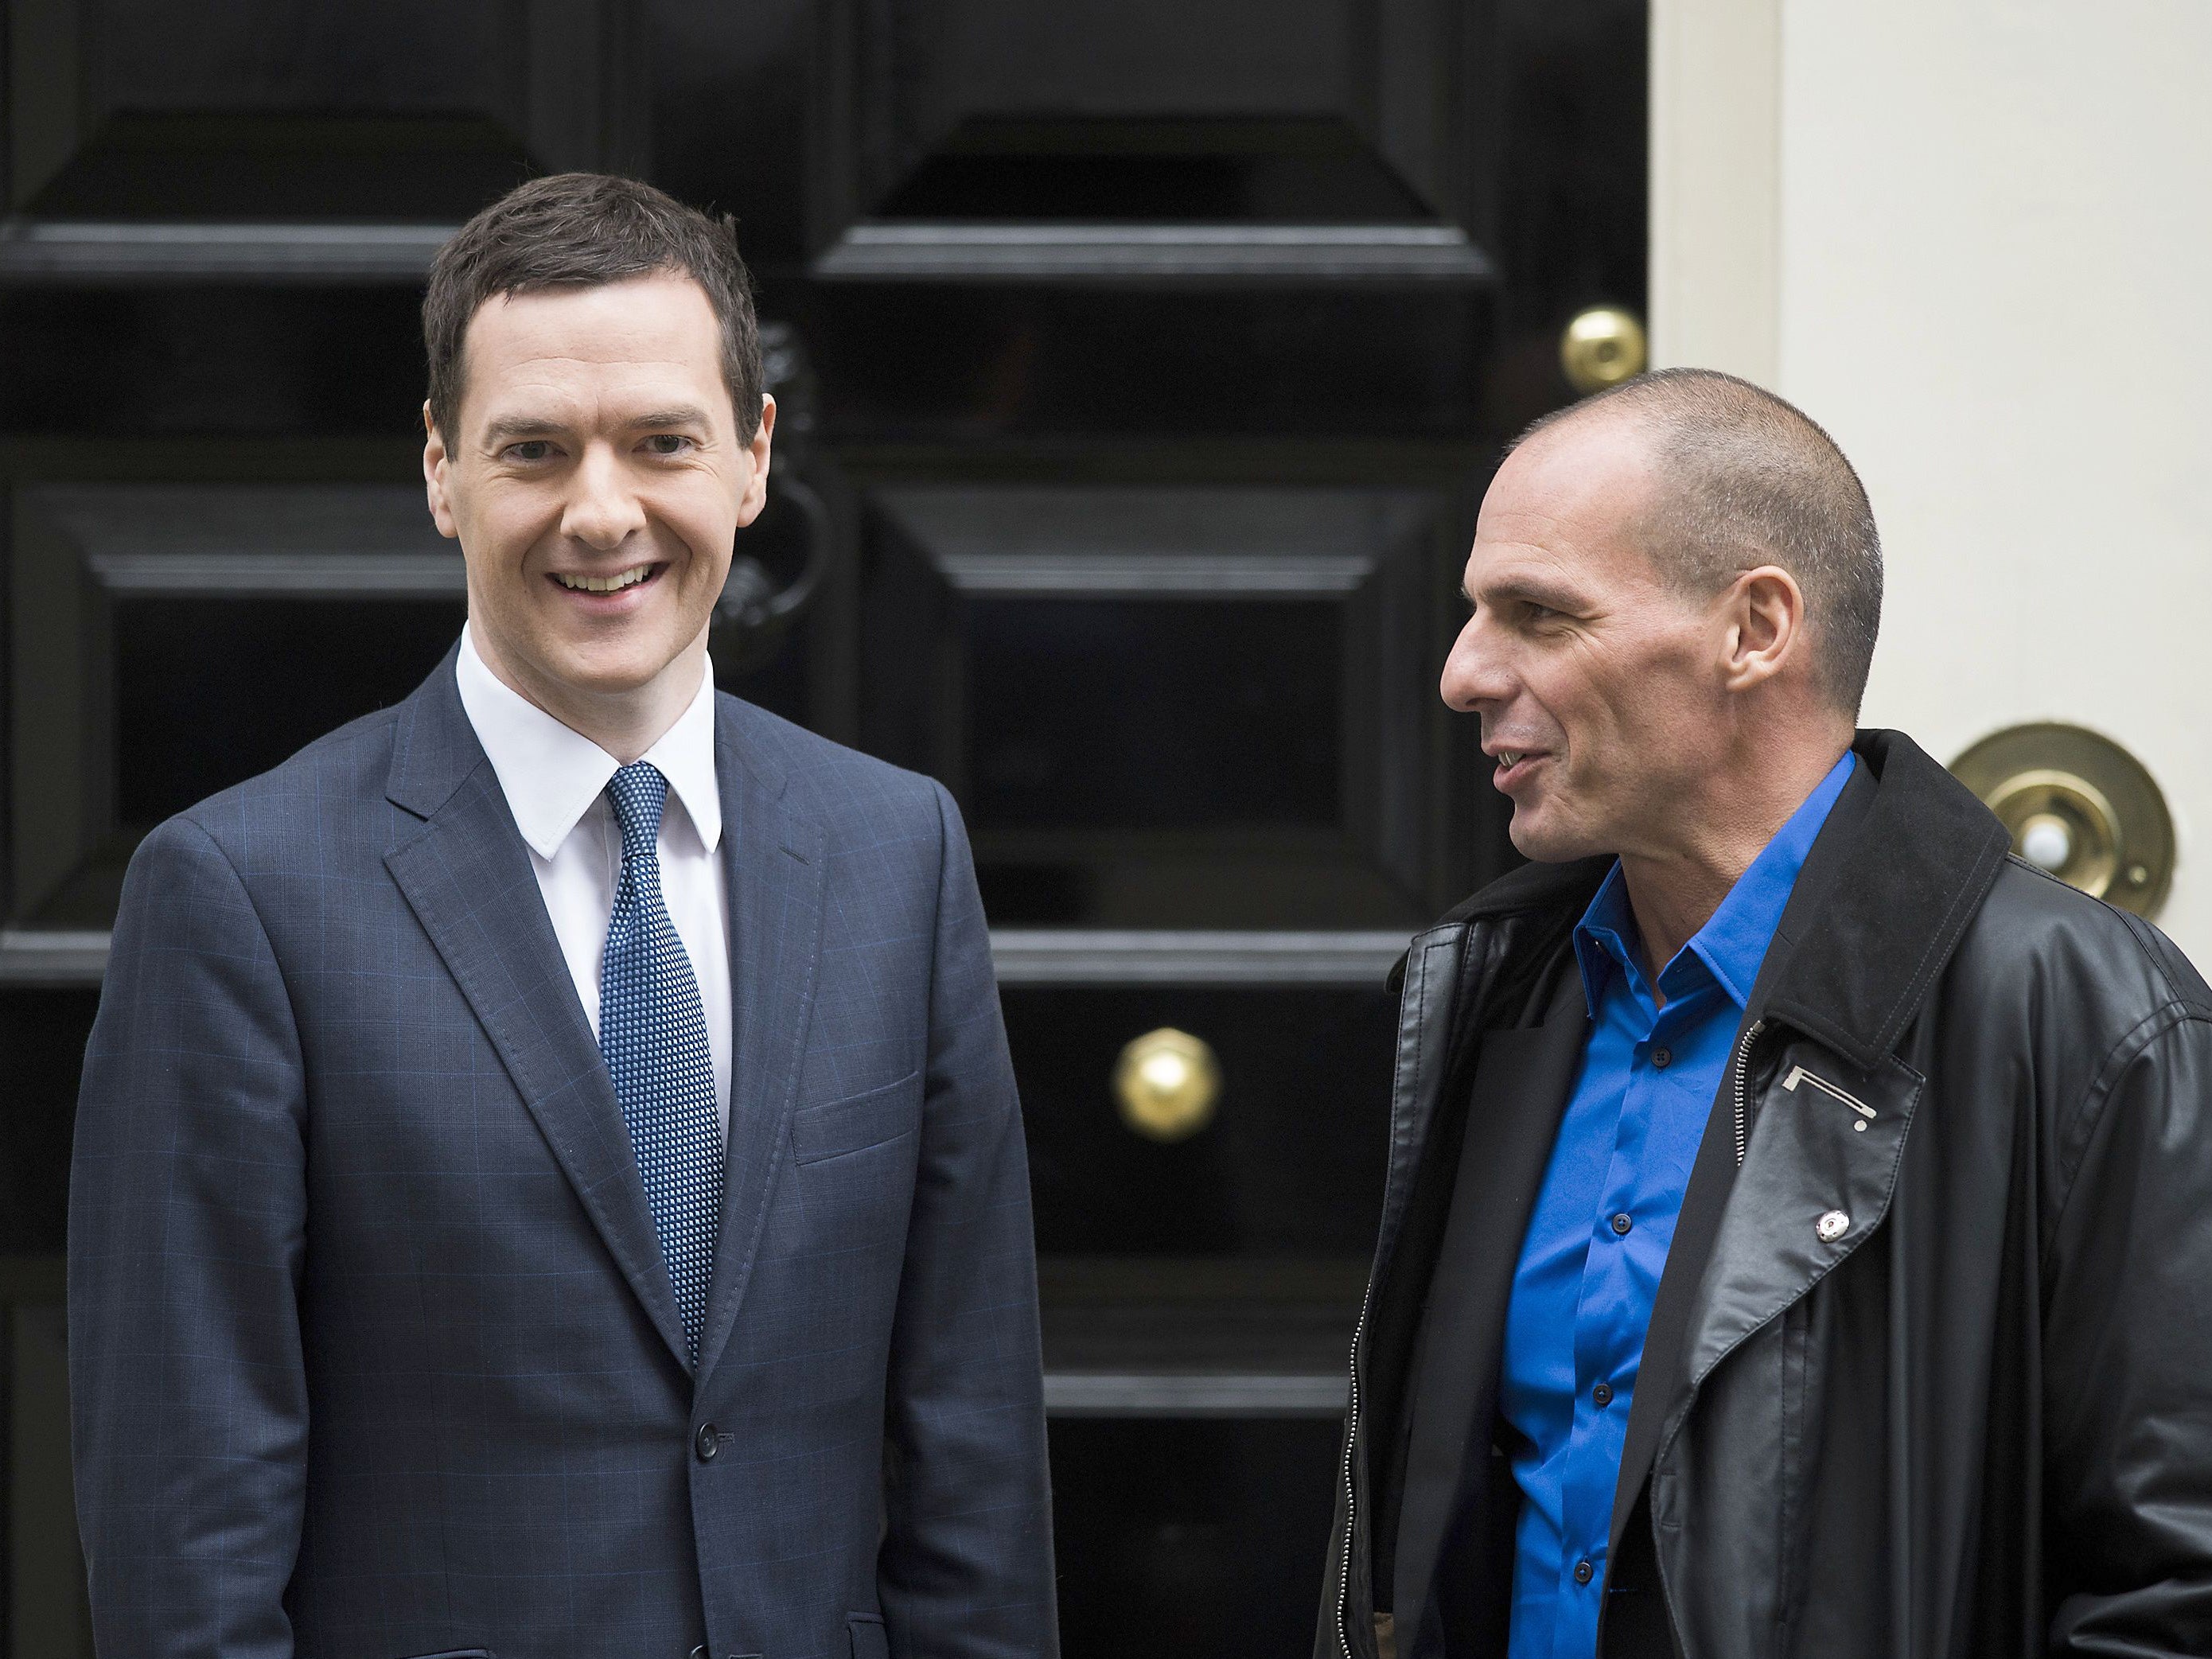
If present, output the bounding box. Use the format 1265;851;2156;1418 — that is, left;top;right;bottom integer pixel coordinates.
423;173;762;442
1514;367;1884;715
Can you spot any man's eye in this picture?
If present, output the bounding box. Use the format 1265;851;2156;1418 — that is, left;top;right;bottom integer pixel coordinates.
644;434;693;455
505;441;554;463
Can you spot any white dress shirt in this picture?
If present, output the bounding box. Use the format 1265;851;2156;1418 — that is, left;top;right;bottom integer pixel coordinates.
454;624;734;1126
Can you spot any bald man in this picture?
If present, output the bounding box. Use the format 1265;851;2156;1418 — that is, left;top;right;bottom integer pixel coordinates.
1318;369;2212;1659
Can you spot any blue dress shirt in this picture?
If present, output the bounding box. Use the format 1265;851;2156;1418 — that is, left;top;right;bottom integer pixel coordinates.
1498;753;1855;1659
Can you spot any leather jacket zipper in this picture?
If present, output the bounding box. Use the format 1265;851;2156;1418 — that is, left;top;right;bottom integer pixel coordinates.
1731;1018;1767;1166
1338;1278;1373;1659
1782;1064;1875;1119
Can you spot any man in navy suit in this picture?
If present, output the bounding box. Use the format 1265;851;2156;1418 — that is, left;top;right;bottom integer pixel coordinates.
68;173;1058;1659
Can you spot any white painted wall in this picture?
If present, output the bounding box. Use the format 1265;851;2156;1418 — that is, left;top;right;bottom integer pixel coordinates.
1651;0;2212;958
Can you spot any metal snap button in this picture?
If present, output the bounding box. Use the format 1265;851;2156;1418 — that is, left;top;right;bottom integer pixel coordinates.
1817;1209;1850;1242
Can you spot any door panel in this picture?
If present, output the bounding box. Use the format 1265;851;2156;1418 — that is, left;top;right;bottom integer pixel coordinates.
796;288;1503;435
1010;984;1394;1256
1051;1418;1342;1659
0;0;1645;1647
0;289;426;430
811;0;1490;278
859;482;1455;927
10;0;644;219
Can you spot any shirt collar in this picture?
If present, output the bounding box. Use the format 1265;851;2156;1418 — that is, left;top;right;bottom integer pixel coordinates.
454;623;722;860
1572;750;1857;1016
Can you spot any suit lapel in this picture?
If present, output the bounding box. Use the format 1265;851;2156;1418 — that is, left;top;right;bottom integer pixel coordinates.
382;661;691;1370
692;699;828;1386
1393;968;1587;1631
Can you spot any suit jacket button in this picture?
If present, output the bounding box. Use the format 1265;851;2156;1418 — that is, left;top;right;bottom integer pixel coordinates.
695;1423;720;1462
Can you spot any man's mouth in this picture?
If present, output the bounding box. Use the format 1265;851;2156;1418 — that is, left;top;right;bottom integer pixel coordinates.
551;563;658;594
1491;749;1548;789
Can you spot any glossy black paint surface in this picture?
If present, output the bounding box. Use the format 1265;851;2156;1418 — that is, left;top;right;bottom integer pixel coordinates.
0;0;1642;1645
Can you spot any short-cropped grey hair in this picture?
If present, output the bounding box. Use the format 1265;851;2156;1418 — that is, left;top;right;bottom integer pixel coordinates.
1513;367;1883;715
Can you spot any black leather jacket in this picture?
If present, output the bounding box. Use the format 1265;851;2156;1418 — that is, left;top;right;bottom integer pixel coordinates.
1318;730;2212;1658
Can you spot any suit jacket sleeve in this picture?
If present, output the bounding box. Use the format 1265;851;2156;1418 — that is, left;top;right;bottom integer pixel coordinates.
876;781;1059;1657
2043;996;2212;1653
68;815;310;1658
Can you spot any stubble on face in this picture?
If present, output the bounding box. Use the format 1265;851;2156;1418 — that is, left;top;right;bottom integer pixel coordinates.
1443;417;1728;866
423;273;772;754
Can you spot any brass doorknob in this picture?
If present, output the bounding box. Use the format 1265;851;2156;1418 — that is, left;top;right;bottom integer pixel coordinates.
1950;723;2175;917
1113;1027;1221;1143
1560;306;1649;395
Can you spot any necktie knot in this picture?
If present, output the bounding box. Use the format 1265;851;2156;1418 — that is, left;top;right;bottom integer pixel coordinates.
606;761;668;861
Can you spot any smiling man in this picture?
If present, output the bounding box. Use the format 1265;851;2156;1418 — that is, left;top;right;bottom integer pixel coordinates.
1318;369;2212;1659
71;174;1058;1659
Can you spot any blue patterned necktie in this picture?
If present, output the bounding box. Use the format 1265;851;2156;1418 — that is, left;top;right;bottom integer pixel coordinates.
599;761;724;1365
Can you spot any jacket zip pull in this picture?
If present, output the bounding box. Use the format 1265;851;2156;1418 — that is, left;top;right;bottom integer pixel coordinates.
1782;1065;1876;1119
1731;1018;1766;1166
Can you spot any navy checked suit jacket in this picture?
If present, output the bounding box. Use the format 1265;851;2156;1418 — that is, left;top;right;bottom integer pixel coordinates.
68;651;1058;1659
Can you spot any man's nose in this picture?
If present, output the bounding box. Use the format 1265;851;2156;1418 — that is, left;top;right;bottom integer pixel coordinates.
561;442;648;549
1439;613;1511;713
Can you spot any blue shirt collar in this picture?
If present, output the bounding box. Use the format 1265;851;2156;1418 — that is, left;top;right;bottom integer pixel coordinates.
1572;751;1856;1016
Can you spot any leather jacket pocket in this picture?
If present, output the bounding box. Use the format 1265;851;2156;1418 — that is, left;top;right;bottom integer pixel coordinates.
847;1611;890;1659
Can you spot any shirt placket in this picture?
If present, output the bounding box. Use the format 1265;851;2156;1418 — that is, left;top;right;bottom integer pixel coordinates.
1561;971;1699;1625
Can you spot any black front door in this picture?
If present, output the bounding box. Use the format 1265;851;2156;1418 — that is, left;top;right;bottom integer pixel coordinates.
0;2;1643;1650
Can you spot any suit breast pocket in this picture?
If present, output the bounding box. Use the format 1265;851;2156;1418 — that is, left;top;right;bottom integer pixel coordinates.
791;1071;921;1166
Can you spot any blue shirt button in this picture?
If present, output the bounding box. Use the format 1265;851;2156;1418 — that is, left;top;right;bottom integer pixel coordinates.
1592;1382;1614;1408
1573;1560;1595;1585
1610;1212;1633;1236
1652;1046;1673;1068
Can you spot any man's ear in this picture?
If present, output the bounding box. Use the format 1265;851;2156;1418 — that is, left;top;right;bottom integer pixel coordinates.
423;401;459;541
1719;565;1805;694
734;393;777;528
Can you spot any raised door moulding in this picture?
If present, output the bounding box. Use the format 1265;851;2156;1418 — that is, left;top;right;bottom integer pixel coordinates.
0;928;110;984
2;0;646;271
6;485;460;931
931;551;1376;597
991;929;1412;986
0;219;457;282
871;483;1435;591
18;484;455;590
1042;1371;1348;1416
808;0;1490;282
6;481;1433;980
0;928;1416;987
6;0;647;216
863;480;1455;922
809;222;1496;285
